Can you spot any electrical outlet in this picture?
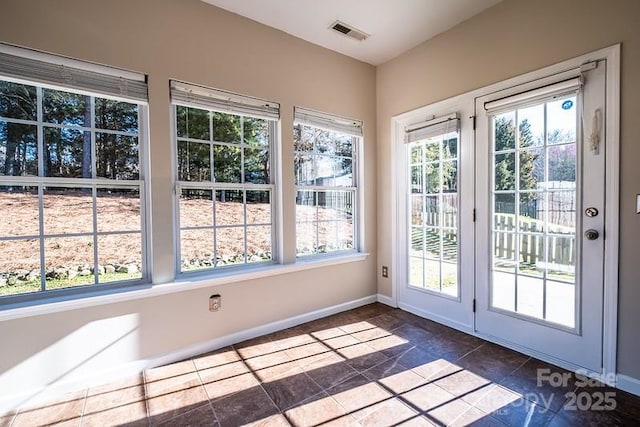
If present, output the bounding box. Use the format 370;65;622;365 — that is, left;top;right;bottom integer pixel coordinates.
209;294;221;312
382;266;389;278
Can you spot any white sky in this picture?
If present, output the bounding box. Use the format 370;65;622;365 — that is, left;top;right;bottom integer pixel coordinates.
517;95;577;143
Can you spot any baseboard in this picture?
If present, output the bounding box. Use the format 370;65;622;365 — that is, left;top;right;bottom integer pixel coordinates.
0;294;377;413
617;374;640;397
150;294;378;368
397;301;473;335
376;293;396;307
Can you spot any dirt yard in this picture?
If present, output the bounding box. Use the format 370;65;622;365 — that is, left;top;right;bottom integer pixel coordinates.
0;192;354;273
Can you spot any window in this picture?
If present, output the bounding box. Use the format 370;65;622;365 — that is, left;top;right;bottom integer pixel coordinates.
294;107;362;256
171;81;278;273
0;45;148;303
406;114;460;297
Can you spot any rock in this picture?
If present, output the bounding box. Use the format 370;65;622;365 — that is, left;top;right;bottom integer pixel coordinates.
16;269;30;280
249;255;262;262
125;264;138;274
0;276;7;287
105;264;116;274
7;276;17;286
26;270;40;281
53;268;67;280
116;265;127;273
96;265;105;275
68;269;78;280
79;269;92;277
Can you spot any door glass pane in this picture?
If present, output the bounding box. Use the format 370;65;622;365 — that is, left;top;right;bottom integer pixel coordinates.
490;95;578;328
407;131;459;297
547;96;577;145
409;257;424;287
425;258;441;292
494;112;516;150
546;236;576;282
441;262;458;297
492;272;515;312
411;196;423;226
518;148;544;190
425;163;440;193
425;228;440;258
518;233;544;277
546;280;576;328
547;191;576;234
494;193;516;232
425;196;439;226
548;145;576;185
517;276;544;319
494;153;515;190
518;104;544;148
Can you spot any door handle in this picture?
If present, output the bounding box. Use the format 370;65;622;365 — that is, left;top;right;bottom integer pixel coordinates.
584;229;599;240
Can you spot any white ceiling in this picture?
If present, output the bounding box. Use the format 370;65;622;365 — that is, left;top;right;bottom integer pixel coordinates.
201;0;502;65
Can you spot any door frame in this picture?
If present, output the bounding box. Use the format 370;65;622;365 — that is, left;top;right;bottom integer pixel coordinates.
390;44;620;384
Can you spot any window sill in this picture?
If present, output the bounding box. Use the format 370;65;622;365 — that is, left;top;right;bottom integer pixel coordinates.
0;252;369;322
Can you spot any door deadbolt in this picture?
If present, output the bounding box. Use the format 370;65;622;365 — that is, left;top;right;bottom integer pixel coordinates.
584;229;599;240
585;207;599;217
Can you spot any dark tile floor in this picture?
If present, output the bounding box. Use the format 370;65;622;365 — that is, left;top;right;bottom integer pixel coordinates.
2;303;639;426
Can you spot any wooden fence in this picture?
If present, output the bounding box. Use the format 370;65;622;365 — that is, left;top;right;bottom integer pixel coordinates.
494;214;575;273
411;209;575;273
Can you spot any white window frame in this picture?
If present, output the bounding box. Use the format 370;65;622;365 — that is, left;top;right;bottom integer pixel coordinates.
294;107;364;258
0;43;150;307
170;81;280;275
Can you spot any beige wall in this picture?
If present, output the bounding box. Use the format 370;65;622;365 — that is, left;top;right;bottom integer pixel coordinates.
376;0;640;378
0;0;377;402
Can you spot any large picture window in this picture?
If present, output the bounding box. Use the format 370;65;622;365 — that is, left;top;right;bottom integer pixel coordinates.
171;81;278;273
0;46;148;303
294;107;362;256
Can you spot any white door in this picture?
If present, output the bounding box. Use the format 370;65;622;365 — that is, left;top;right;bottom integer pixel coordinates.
475;61;606;372
397;103;475;332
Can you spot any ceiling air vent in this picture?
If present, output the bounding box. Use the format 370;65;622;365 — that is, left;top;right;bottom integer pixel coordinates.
330;20;369;41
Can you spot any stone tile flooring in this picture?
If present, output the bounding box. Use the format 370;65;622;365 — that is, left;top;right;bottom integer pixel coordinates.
2;303;639;426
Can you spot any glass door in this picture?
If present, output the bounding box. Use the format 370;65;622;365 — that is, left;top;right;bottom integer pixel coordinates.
475;61;606;372
397;106;475;331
